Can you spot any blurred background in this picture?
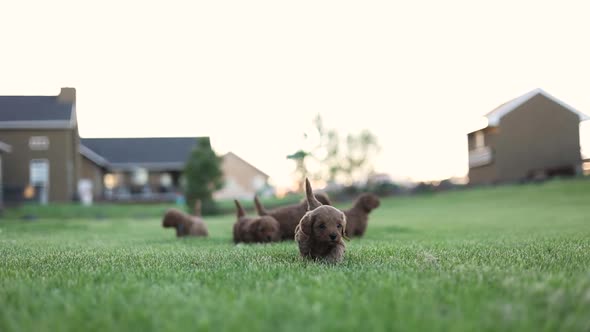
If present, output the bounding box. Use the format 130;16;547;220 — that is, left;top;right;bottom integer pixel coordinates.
0;0;589;215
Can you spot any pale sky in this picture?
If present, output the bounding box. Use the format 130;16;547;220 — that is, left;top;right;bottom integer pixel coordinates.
1;0;589;189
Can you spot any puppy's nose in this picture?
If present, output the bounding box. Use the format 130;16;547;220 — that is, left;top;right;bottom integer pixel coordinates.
329;233;337;240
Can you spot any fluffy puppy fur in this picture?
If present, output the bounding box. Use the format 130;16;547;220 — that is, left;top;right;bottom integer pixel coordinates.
294;178;347;263
232;200;281;244
162;200;208;237
344;193;381;238
254;192;332;241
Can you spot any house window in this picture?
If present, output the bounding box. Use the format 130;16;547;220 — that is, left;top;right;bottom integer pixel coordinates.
225;177;240;191
131;167;148;186
29;159;50;204
475;131;485;149
252;175;265;190
29;136;49;150
104;173;118;189
160;173;172;188
30;159;50;185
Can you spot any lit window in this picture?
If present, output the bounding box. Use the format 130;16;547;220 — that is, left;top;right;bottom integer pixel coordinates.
160;173;172;187
104;174;118;189
131;168;149;186
29;136;49;150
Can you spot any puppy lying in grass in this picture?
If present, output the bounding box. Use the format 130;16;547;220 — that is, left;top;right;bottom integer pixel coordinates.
233;200;281;244
162;200;208;237
254;191;332;241
344;193;380;238
295;178;347;263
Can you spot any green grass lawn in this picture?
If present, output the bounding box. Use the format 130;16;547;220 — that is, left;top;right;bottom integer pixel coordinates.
1;179;590;332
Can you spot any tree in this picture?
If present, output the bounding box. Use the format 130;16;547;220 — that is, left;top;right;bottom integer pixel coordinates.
340;129;380;184
288;114;380;186
286;149;310;192
311;115;341;183
183;138;224;215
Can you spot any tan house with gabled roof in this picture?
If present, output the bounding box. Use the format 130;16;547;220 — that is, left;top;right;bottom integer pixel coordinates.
214;152;271;199
467;88;589;185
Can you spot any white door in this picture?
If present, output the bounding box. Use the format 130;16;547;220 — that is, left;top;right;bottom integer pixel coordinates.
30;159;49;204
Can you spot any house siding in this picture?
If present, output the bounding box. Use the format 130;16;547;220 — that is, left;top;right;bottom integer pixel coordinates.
494;94;581;182
214;153;269;199
468;163;497;185
0;129;77;202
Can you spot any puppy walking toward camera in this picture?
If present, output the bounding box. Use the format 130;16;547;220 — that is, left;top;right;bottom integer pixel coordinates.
162;200;208;237
233;200;281;244
254;191;332;241
295;178;347;263
344;193;380;238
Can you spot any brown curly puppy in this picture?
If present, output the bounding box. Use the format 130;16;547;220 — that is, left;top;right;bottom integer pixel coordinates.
344;193;380;238
162;200;208;237
233;200;281;244
294;178;347;263
254;192;332;241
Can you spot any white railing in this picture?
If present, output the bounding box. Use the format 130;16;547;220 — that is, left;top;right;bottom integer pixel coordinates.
469;147;493;168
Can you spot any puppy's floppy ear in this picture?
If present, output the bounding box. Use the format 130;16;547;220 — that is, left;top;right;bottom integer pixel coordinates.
253;195;269;216
341;214;349;241
193;199;202;217
360;195;371;211
234;200;246;218
299;212;314;235
364;195;380;212
304;178;322;211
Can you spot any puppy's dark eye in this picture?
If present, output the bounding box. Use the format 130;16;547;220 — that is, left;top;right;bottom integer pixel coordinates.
318;224;326;230
337;224;342;228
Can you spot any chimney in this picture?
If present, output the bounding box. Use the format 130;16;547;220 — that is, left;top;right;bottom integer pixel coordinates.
57;87;76;104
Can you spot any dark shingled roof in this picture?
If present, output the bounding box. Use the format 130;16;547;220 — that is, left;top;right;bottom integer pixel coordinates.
80;137;205;170
0;96;73;122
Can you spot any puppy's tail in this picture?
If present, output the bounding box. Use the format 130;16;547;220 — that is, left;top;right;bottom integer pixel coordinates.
234;200;246;218
193;199;202;217
304;178;322;211
253;195;269;216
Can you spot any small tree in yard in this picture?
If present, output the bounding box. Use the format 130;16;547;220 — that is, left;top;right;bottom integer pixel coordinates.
288;114;381;186
183;138;224;215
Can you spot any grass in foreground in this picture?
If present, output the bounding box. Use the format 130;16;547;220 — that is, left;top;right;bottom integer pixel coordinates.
1;179;590;332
